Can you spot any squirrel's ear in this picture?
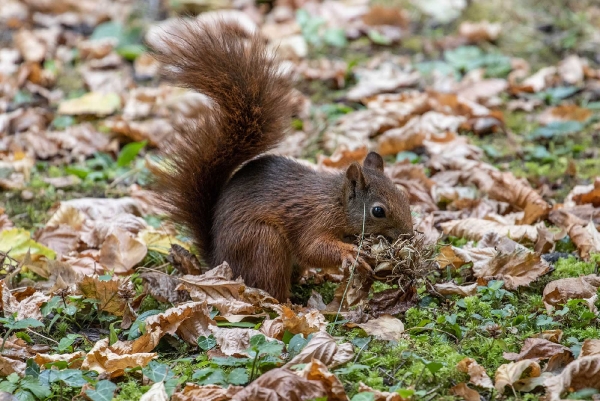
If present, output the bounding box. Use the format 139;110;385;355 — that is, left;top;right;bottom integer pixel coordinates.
345;162;365;198
363;152;384;172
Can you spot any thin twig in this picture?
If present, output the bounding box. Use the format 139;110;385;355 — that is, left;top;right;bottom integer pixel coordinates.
26;328;59;345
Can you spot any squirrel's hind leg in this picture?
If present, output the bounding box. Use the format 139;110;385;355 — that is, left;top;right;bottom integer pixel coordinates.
214;223;292;302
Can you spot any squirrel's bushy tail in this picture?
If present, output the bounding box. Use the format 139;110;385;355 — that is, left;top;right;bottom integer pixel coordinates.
150;19;295;258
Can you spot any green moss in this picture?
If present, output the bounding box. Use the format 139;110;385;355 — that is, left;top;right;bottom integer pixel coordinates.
552;256;596;279
115;380;149;401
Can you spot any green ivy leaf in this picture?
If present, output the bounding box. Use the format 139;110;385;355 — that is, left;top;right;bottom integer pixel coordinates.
86;380;117;401
227;368;249;385
143;361;174;383
197;335;217;351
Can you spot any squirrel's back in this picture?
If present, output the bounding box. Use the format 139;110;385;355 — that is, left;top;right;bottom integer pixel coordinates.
151;19;296;259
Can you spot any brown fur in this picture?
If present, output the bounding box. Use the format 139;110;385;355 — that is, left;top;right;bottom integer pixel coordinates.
152;20;413;301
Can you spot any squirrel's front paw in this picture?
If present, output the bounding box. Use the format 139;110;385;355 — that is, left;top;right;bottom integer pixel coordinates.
342;251;373;275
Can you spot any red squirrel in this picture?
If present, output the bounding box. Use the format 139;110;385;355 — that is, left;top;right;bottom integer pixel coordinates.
151;19;413;302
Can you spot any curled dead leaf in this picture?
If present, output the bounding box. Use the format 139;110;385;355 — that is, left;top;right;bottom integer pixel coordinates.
457;357;494;389
81;338;156;378
503;338;571;362
441;218;538;243
495;360;541;394
543;275;600;313
284;331;354;369
172;383;242;401
545;355;600;401
450;383;480;401
434;282;478;297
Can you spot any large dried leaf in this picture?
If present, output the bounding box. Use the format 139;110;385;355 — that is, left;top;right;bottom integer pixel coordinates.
495;360;541;394
78;275;129;316
503;338;571;362
537;104;592;125
441;218;538;243
284;331;353;369
349;314;405;342
140;272;191;304
229;367;329;401
542;275;600;313
378;112;466;156
434;282;478;297
571;177;600;208
550;210;600;260
98;228;147;273
81;338;156;378
473;246;550;290
172;384;242;401
450;383;480;401
212;328;272;357
34;351;85;369
178;263;277;316
545;355;600;401
347;64;420;101
278;306;327;336
485;171;551;225
580;339;600;358
457;357;494;389
295;359;347;401
145;301;216;346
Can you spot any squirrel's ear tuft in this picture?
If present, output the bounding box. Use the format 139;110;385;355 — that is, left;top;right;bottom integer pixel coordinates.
345;162;365;198
363;152;384;172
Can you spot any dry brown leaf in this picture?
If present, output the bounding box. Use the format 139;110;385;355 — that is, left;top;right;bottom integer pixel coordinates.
503;338;571;362
441;218;538;243
284;331;354;369
536;330;564;343
212;328;272;357
50;197;141;222
172;383;242;401
580;339;600;358
545;355;600;401
495;360;541;394
350;314;405;342
368;286;418;318
34;224;79;256
457;357;494;389
0;354;25;377
549;210;600;260
377;112;466;156
537;104;592;125
230;367;329;401
167;244;203;275
434;282;478;297
358;382;407;401
98;228;147;274
34;351;85;369
278;306;327;335
78;275;129;316
474;246;550;290
140;272;191;304
485;171;550;225
450;383;480;401
571;177;600;208
145;301;216;346
81;338;156;378
318;145;369;169
458;20;501;43
347;64;420;101
295;359;347;401
11;291;48;320
177;263;266;316
543;275;600;313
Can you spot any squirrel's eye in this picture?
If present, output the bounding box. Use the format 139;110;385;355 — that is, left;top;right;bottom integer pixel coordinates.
372;206;386;218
